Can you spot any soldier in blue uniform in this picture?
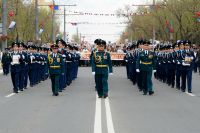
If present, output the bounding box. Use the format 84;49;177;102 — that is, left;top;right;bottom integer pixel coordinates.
10;42;23;93
65;44;73;86
73;45;80;79
57;39;67;92
180;40;195;93
124;46;131;79
18;42;26;91
91;40;113;98
1;48;11;75
28;45;36;87
23;44;31;89
48;44;64;96
175;41;184;90
166;45;176;88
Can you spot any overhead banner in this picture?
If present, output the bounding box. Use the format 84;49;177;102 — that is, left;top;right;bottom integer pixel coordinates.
80;52;125;61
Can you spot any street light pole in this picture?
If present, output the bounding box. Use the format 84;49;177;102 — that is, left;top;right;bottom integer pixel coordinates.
2;0;7;50
35;0;39;41
52;0;55;42
64;6;66;41
152;0;156;42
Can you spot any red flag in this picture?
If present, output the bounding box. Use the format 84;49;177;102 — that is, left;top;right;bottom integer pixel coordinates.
195;12;200;17
49;5;54;10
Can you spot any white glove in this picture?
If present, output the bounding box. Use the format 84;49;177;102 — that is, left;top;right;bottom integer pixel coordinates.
153;70;156;73
182;62;190;66
109;73;113;76
92;72;95;75
136;69;140;73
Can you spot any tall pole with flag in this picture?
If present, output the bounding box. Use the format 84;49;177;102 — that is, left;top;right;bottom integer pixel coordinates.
2;0;7;50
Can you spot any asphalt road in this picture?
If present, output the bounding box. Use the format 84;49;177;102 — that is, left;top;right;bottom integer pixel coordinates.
0;67;200;133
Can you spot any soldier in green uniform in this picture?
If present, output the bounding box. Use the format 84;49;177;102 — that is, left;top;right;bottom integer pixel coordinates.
48;44;64;96
136;40;156;95
91;40;113;98
1;48;11;75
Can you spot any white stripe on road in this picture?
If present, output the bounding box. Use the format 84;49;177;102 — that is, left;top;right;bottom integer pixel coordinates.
185;92;196;97
5;93;16;98
94;95;102;133
105;98;115;133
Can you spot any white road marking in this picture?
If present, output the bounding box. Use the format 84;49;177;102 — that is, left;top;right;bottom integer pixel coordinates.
5;93;16;98
185;92;196;97
94;95;102;133
105;98;115;133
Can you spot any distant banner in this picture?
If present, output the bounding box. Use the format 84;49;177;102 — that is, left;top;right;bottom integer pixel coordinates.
80;52;125;61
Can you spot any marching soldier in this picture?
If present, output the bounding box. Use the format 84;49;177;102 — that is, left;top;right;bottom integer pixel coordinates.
180;40;195;93
1;48;11;75
136;40;156;95
57;39;67;92
48;44;64;96
10;42;23;93
91;39;113;98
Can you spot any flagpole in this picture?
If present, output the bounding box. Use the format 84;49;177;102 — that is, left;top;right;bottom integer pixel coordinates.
2;0;7;50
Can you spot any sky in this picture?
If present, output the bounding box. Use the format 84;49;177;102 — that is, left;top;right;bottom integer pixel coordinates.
46;0;152;43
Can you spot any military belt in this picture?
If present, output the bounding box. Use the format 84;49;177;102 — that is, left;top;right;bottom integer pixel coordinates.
50;66;60;68
141;61;152;65
96;65;108;67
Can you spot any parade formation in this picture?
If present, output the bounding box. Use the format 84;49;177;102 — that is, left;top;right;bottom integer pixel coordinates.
124;39;199;96
1;39;80;96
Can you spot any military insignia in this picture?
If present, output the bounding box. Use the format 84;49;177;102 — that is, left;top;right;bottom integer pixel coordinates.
57;57;60;62
48;55;53;65
95;55;102;63
104;53;107;59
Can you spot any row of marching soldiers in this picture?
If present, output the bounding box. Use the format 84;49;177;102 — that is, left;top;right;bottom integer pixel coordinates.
124;39;197;95
1;39;80;96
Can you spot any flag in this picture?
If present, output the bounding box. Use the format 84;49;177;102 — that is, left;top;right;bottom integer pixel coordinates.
49;5;59;10
197;18;200;22
169;20;174;33
8;21;16;29
39;29;44;34
49;5;54;10
54;5;59;10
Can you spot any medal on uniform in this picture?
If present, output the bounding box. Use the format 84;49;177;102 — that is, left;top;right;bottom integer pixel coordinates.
57;57;60;62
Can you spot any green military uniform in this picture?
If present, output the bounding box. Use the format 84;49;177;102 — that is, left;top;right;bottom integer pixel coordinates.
136;49;156;95
91;50;113;98
48;51;64;96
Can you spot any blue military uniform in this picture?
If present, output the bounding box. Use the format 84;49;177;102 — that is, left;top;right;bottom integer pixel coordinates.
10;42;23;93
